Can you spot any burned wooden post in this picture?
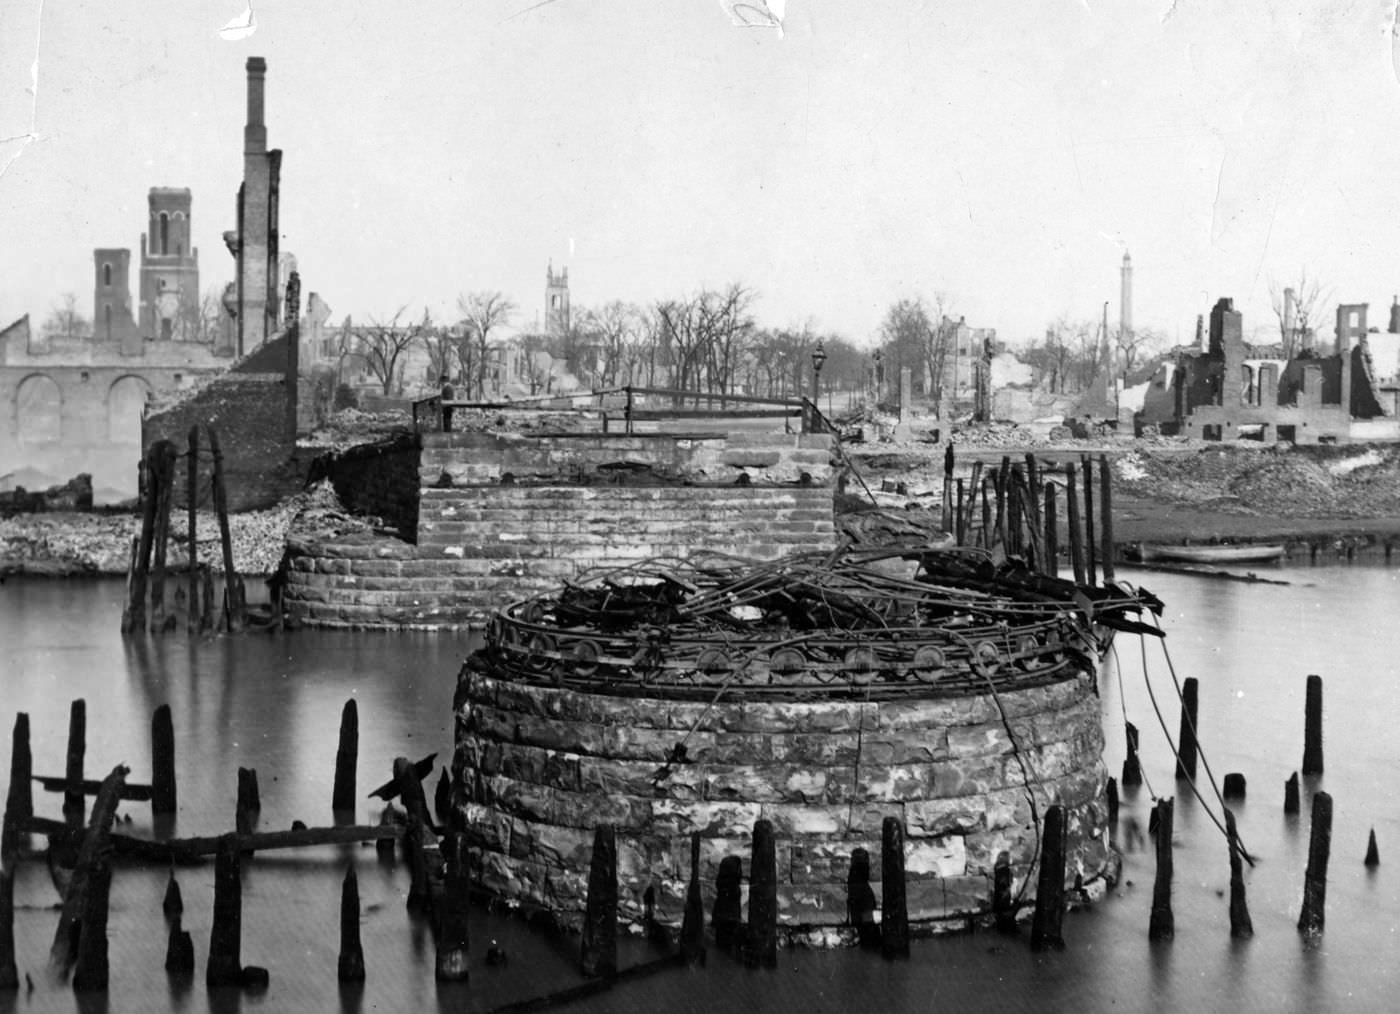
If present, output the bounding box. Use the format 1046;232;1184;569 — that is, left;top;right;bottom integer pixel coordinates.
1098;453;1116;582
1106;777;1119;826
1175;677;1199;781
0;862;16;992
955;479;966;545
1043;481;1059;577
165;917;195;975
62;700;88;826
338;865;366;982
332;700;358;816
150;440;178;634
580;824;618;978
712;856;743;953
1224;808;1253;939
1148;798;1174;942
992;851;1017;934
122;444;161;634
206;833;244;987
980;478;993;550
747;818;778;968
1366;829;1380;868
680;832;706;965
71;855;112;992
846;846;879;949
1030;805;1066;951
163;870;184;921
435;833;470;981
50;764;127;973
187;426;200;632
393;757;435;912
434;771;451;832
1121;722;1143;788
1222;773;1246;800
236;768;260;837
880;816;909;959
1081;455;1097;585
2;714;32;860
1065;464;1086;585
941;444;955;535
1297;791;1333;935
152;704;177;820
1284;771;1300;815
208;427;243;633
1303;674;1324;776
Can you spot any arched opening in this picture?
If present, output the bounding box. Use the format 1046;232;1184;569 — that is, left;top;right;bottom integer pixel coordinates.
108;376;152;442
103;262;112;286
159;213;169;255
15;374;62;443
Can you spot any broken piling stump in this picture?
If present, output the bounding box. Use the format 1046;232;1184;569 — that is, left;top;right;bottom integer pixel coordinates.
747;819;779;968
0;862;16;992
581;824;618;978
992;851;1017;934
1174;677;1199;782
152;703;177;819
880;817;909;960
163;870;184;921
71;854;112;992
332;699;358;816
1303;674;1324;776
712;856;743;953
393;757;435;912
187;426;200;633
206;834;245;987
1366;828;1380;868
64;699;87;825
1030;805;1067;951
49;764;127;974
846;846;879;949
1121;722;1143;788
1106;776;1119;826
165;917;195;975
2;713;32;861
1148;798;1175;942
435;833;470;982
680;832;707;965
1284;771;1300;815
1225;807;1252;939
1222;773;1246;801
1298;791;1333;935
338;865;366;982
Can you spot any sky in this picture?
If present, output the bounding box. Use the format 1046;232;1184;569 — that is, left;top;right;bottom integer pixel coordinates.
4;1;1400;348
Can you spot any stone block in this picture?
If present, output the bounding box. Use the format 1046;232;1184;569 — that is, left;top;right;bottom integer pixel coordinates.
905;835;967;879
649;799;763;837
904;875;989;921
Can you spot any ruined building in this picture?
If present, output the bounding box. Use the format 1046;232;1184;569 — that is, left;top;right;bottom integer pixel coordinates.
1136;298;1400;444
545;262;570;338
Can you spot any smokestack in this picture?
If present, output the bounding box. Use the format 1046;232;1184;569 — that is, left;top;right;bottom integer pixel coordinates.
245;57;267;155
1284;287;1296;345
1120;251;1133;336
1389;295;1400;335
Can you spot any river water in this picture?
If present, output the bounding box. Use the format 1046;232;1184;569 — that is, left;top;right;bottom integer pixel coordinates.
2;565;1398;1013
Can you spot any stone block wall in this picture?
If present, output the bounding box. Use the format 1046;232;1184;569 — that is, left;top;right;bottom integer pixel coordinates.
452;671;1109;941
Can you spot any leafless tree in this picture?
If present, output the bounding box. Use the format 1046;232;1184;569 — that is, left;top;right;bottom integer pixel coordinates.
175;286;225;344
1117;325;1167;380
40;293;91;339
1269;270;1332;358
343;307;431;396
654;283;757;396
456;291;517;399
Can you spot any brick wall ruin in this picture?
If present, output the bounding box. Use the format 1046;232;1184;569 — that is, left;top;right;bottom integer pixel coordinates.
452;671;1110;940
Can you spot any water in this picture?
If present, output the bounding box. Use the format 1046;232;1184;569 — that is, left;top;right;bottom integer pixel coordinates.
2;566;1399;1013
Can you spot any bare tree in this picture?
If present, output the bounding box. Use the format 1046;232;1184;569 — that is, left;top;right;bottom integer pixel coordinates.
342;307;430;396
1117;325;1167;380
176;286;225;344
40;293;91;339
456;291;517;399
654;283;757;396
1269;270;1331;358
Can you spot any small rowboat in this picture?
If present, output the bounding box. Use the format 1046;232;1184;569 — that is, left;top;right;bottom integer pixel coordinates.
1138;543;1285;564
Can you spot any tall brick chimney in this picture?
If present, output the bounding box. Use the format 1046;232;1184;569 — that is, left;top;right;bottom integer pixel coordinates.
245;57;267;156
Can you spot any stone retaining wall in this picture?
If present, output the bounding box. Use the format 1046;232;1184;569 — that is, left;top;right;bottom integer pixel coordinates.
451;669;1110;942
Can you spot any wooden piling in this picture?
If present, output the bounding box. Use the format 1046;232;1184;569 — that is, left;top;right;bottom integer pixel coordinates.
941;444;955;535
1303;674;1324;776
71;855;112;992
712;856;743;952
1023;452;1043;537
1121;721;1143;787
150;440;177;634
187;426;199;632
1064;464;1086;585
163;870;183;921
332;700;358;816
1106;776;1119;826
392;757;435;912
1098;454;1116;581
152;704;177;819
200;566;216;633
980;478;993;550
1043;482;1059;577
122;444;160;634
580;824;618;978
1175;677;1199;781
1223;773;1246;800
50;764;127;973
2;713;32;860
880;816;909;959
992;851;1017;934
0;864;15;992
434;771;452;832
1148;798;1174;942
435;833;470;981
680;832;706;964
964;461;984;544
955;479;966;545
1081;455;1097;585
747;818;778;968
64;699;87;825
208;427;243;633
1030;805;1067;951
236;767;260;836
337;865;366;982
165;917;195;975
1284;772;1300;815
206;833;244;987
1365;828;1380;867
1298;791;1333;934
995;457;1011;551
1225;807;1253;939
846;846;879;949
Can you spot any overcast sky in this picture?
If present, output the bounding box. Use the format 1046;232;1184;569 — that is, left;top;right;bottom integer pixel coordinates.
4;1;1400;347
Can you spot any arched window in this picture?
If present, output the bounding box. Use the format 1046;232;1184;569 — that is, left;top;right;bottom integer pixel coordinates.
15;374;62;442
159;213;169;255
103;263;112;286
108;376;152;442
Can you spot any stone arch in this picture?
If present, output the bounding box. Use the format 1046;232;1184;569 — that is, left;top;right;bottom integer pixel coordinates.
108;375;152;442
15;373;61;442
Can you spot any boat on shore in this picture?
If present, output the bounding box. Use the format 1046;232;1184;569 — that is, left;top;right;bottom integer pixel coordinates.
1136;542;1285;564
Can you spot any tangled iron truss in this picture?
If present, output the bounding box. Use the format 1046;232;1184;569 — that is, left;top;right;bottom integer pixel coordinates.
472;543;1163;701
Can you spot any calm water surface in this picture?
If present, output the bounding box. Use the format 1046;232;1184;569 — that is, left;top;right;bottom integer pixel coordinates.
2;566;1399;1013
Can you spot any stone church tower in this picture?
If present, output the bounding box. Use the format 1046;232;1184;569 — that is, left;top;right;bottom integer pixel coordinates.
139;188;200;341
93;248;139;350
545;262;570;337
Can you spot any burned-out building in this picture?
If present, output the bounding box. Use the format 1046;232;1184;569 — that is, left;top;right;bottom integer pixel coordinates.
1136;298;1400;444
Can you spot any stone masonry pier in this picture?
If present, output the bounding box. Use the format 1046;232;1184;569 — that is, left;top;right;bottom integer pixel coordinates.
452;667;1110;942
282;430;837;629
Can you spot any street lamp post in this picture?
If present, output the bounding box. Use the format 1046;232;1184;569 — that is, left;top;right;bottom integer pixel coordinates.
872;348;883;405
810;340;827;432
